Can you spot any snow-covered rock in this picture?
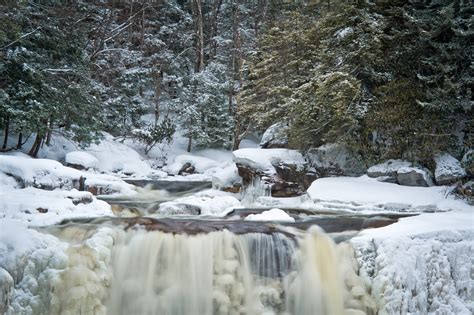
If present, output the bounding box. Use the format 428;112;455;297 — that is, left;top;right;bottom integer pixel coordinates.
0;155;83;190
157;193;240;216
461;150;474;177
65;151;98;170
434;153;467;185
84;173;136;196
208;163;242;190
233;148;306;175
457;180;474;199
259;122;289;149
0;186;112;226
0;154;135;196
367;159;412;180
307;176;462;212
244;208;295;222
306;143;366;177
156;202;202;215
86;133;165;178
233;148;309;197
165;154;220;175
396;166;433;187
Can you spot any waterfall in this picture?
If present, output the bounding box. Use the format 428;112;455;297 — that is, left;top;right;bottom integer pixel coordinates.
240;177;272;207
106;227;346;315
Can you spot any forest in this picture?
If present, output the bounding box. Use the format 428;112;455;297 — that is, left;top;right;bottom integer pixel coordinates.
1;0;471;163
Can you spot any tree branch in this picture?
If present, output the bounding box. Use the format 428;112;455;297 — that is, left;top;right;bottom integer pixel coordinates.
1;27;42;50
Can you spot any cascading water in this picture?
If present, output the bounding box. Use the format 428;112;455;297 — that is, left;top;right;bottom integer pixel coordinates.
105;226;346;315
240;177;272;207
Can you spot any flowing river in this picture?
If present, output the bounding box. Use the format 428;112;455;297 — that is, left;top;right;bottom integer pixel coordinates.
3;181;412;315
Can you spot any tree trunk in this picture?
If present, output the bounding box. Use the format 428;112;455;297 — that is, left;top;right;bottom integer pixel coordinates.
187;0;204;152
28;133;43;157
208;0;223;61
140;6;145;49
153;67;162;128
45;117;53;146
193;0;204;73
2;115;10;150
16;132;23;149
187;123;193;152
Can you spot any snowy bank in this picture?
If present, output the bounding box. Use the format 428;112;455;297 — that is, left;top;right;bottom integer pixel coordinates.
307;176;459;212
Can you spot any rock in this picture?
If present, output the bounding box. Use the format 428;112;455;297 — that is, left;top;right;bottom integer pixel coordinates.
434;153;467;185
260;122;289;148
375;176;398;184
65;151;98;170
306;143;366;177
178;162;195;175
158;203;202;215
367;159;412;181
222;183;242;194
396;166;433;187
457;180;474;198
461;150;474;178
233;148;309;197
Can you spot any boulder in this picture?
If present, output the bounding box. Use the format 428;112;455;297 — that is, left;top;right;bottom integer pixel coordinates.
306;143;366;177
457;180;474;200
233;148;311;197
396;166;433;187
157;203;201;215
65;151;98;170
434;153;467;185
178;162;195;175
461;150;474;178
259;122;289;149
367;159;412;181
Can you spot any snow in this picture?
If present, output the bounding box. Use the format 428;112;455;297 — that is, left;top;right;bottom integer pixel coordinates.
233;148;306;174
165;154;220;174
84;173;136;196
0;155;82;189
86;133;165;178
307;176;454;211
238;139;259;149
208;163;241;189
244;208;295;222
65;151;98;169
158;192;240;216
0;154;136;196
335;27;353;39
0;186;112;226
